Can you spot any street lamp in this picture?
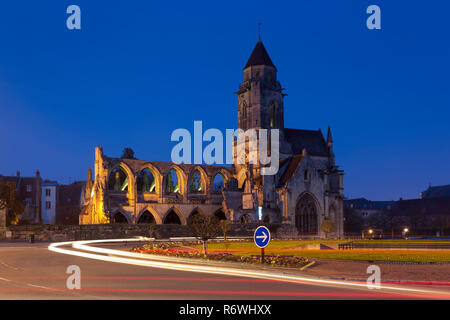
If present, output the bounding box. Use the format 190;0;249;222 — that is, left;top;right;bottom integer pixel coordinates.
362;229;373;239
403;227;409;239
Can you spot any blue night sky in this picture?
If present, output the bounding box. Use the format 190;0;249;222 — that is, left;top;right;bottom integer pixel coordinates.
0;1;449;200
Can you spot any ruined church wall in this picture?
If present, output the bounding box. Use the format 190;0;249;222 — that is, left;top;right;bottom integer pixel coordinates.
284;156;329;230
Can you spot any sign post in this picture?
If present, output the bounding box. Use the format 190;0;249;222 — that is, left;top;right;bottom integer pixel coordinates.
254;226;271;264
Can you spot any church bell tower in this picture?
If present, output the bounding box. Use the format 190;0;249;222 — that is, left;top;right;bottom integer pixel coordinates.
234;39;284;214
236;40;285;131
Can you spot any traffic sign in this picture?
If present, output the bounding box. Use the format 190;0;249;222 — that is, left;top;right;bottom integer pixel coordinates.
254;226;271;248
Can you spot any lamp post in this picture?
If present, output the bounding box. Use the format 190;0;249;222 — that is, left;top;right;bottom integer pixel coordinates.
362;229;374;239
403;227;409;239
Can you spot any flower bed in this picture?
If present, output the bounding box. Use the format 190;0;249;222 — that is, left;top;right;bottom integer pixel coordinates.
132;242;310;268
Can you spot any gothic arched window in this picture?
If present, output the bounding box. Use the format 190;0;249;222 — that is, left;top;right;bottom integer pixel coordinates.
295;194;318;234
189;170;203;193
166;169;180;194
269;102;276;128
137;168;156;192
108;167;128;192
304;169;309;181
240;101;247;128
137;210;156;224
164;209;182;224
111;212;128;223
213;173;225;192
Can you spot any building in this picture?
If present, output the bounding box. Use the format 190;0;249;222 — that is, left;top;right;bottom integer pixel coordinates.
80;40;344;237
344;198;395;233
391;196;450;236
0;171;42;223
41;181;85;225
41;181;57;224
344;198;395;218
56;182;85;224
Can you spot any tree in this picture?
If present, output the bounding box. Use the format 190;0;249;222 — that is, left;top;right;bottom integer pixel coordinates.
367;210;398;237
187;214;220;255
321;219;335;239
0;182;24;225
344;206;364;234
219;219;232;241
121;147;136;159
436;214;450;236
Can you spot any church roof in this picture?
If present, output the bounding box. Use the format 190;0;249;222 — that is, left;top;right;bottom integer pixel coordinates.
278;154;304;186
283;128;329;157
244;41;277;70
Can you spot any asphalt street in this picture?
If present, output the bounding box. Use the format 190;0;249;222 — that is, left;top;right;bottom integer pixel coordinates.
0;241;448;300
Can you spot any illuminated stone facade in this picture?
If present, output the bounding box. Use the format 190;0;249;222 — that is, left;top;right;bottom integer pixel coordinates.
80;40;344;237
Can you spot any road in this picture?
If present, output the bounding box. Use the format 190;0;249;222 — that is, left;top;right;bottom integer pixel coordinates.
0;241;448;300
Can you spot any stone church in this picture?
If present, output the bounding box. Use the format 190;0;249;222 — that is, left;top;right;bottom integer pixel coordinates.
80;40;344;237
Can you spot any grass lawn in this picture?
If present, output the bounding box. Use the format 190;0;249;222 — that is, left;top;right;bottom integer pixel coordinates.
354;239;450;244
195;240;450;263
275;250;450;263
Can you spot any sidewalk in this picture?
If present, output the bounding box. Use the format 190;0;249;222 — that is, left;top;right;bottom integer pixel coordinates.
298;258;450;283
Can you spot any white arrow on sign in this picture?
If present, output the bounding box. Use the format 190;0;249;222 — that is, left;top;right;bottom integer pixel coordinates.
256;232;268;242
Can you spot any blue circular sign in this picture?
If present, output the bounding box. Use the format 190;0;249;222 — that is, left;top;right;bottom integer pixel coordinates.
254;226;271;248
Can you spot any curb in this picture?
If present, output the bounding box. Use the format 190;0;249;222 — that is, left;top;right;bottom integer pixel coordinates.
325;276;450;286
299;260;316;271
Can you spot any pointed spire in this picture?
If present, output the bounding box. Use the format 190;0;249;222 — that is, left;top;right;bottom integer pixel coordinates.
87;165;92;182
327;126;333;145
244;40;277;70
327;126;335;166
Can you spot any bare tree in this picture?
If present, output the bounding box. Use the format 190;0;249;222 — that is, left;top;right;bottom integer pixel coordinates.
219;219;232;241
187;214;220;255
0;182;24;225
321;219;335;239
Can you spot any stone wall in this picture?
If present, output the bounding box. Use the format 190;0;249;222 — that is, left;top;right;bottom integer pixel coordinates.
0;223;300;242
0;208;6;239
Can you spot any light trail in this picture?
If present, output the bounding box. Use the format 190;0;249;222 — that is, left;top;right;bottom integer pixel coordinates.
48;239;450;299
0;287;419;298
